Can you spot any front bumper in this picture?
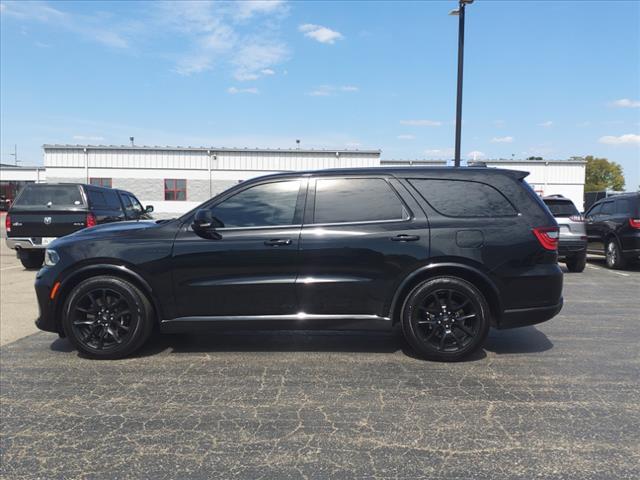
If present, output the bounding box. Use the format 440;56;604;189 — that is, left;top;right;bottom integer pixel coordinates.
498;298;563;329
34;268;62;334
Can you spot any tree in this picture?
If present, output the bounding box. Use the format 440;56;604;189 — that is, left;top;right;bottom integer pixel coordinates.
584;156;625;192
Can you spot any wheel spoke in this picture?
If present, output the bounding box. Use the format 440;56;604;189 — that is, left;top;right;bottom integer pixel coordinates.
438;332;447;350
97;329;106;349
417;319;438;325
73;319;96;326
457;313;476;322
116;310;131;319
454;323;474;337
417;305;440;314
107;327;122;344
451;330;463;348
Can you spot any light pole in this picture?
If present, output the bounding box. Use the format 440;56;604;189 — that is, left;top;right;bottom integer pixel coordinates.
450;0;473;167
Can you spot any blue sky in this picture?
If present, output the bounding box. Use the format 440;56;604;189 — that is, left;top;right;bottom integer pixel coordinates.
1;0;639;187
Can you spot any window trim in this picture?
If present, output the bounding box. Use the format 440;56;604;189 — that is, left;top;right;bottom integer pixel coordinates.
164;178;187;201
305;176;412;227
408;177;519;218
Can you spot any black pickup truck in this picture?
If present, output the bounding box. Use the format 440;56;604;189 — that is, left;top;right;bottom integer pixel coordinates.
5;183;153;269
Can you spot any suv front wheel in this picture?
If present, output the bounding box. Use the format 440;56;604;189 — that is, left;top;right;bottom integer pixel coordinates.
62;276;154;359
401;276;490;361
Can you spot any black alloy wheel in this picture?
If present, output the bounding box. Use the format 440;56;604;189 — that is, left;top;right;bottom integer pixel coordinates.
401;276;490;361
605;239;626;269
62;276;153;359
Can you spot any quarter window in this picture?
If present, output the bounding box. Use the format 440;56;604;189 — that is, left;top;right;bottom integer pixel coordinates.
211;180;301;228
615;199;631;214
600;202;614;215
165;179;187;201
409;179;517;217
313;178;407;224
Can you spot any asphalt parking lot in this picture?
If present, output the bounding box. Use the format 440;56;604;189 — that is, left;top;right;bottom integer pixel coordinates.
1;222;639;479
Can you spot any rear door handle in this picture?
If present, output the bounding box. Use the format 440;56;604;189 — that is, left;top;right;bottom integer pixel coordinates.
264;238;292;246
391;234;420;242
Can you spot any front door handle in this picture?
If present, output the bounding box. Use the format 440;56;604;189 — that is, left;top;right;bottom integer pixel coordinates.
264;238;292;246
391;234;420;242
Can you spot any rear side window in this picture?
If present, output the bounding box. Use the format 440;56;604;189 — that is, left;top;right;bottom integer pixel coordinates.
313;178;407;224
615;199;631;214
600;202;615;215
543;199;579;217
13;184;84;209
88;188;121;210
409;179;517;217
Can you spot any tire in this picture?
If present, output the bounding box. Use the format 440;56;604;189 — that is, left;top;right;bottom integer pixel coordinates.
565;253;586;273
401;276;491;361
605;238;626;270
19;250;44;269
61;276;154;359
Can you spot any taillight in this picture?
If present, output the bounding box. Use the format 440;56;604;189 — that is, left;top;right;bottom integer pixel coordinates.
533;226;559;251
569;214;584;222
630;218;640;229
86;213;97;228
5;214;10;233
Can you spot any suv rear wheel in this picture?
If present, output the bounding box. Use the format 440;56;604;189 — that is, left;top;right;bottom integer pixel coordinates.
565;253;586;273
62;276;154;359
605;238;626;269
401;276;490;361
19;250;44;269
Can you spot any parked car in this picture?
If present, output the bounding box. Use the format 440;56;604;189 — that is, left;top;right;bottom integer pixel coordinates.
5;183;153;269
585;192;640;269
542;195;587;272
34;167;563;361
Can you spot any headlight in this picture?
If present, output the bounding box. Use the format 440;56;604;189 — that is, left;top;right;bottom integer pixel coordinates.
44;249;60;267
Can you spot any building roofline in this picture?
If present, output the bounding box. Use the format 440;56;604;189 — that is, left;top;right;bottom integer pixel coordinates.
484;158;587;164
42;144;381;155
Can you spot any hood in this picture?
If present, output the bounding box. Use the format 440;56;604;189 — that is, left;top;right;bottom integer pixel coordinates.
73;220;159;237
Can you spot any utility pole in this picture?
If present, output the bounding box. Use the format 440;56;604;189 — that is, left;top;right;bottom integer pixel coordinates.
450;0;474;167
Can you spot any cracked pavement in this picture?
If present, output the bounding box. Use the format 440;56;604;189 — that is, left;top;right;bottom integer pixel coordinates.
1;256;639;479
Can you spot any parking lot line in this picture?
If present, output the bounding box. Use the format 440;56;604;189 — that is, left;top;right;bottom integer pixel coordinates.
586;262;630;276
0;265;23;272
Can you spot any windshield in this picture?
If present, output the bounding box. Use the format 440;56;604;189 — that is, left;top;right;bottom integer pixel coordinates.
12;184;85;209
543;199;579;217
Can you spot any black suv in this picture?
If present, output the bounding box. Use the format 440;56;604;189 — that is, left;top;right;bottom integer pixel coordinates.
6;183;153;269
585;192;640;269
34;168;563;361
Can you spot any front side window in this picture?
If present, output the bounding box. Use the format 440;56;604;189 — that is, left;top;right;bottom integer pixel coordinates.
313;178;407;224
121;193;143;216
409;179;517;217
90;178;112;188
211;180;301;228
600;201;614;215
165;179;187;201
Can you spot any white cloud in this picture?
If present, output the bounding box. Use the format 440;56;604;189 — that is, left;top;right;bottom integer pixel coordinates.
299;24;343;44
307;85;358;96
467;150;486;159
598;134;640;145
227;86;259;95
232;42;289;81
1;0;129;48
397;134;415;140
72;135;105;142
400;119;442;127
538;121;553;127
261;68;275;75
609;98;640;108
424;148;454;158
234;1;287;20
491;136;514;143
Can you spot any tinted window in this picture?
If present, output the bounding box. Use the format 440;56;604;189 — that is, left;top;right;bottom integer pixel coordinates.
104;190;122;209
600;202;614;215
409;179;517;217
122;194;143;216
543;199;579;217
127;194;143;213
313;178;407;224
586;204;601;216
13;184;84;208
615;199;631;214
211;180;300;228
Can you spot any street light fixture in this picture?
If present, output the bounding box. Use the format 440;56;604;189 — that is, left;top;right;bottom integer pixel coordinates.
450;0;474;167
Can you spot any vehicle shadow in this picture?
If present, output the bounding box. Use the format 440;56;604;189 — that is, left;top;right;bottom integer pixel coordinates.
50;325;553;360
587;255;640;271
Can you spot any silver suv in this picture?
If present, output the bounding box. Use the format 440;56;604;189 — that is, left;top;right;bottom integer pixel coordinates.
543;195;587;272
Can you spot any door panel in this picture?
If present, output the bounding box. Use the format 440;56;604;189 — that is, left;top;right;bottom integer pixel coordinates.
296;177;429;317
171;227;301;317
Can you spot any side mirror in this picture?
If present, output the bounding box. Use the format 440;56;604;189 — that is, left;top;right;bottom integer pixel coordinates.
145;205;154;213
191;209;223;239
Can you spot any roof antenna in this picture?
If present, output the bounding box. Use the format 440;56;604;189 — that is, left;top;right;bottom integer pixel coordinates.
130;136;135;147
296;139;300;150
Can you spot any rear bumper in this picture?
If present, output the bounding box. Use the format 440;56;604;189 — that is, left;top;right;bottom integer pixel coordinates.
6;237;47;250
558;239;587;258
498;298;563;329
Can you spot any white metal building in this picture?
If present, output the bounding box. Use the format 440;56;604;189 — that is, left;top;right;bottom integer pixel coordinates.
43;145;381;215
